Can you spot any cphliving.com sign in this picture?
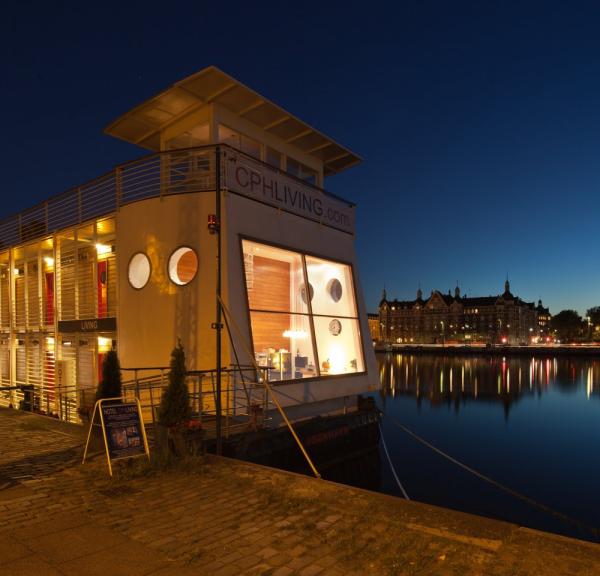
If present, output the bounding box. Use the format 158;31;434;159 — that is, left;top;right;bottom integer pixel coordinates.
226;157;354;234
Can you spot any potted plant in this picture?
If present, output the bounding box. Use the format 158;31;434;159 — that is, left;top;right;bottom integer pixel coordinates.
95;349;122;402
85;349;122;449
158;340;201;457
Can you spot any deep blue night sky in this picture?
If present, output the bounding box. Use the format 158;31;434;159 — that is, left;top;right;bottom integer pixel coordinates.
2;1;599;316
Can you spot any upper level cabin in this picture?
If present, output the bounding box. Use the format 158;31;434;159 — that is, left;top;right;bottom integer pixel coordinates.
106;66;361;186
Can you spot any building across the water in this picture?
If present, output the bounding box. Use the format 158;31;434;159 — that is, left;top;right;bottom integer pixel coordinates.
379;281;551;345
0;66;377;423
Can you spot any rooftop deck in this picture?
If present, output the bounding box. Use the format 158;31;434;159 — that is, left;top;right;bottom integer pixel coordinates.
0;144;356;250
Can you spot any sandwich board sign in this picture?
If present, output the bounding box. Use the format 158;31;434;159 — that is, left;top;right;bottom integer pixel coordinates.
82;397;150;476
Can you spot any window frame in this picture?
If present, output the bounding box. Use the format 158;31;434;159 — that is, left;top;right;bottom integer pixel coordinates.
167;245;199;286
127;251;152;290
239;235;367;383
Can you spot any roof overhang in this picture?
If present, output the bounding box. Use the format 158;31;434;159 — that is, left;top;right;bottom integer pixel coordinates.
104;66;362;176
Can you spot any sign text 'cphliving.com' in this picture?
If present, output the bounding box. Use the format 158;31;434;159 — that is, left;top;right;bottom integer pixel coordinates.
228;162;354;233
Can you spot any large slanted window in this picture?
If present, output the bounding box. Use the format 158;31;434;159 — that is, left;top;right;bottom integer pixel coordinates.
305;256;364;375
242;240;364;381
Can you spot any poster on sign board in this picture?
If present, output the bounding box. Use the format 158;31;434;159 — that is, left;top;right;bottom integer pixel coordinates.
82;397;150;476
101;402;146;460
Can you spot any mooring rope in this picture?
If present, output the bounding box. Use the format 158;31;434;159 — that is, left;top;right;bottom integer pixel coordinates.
386;415;600;541
378;423;410;500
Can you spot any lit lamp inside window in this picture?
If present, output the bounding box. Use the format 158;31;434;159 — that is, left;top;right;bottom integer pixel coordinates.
328;343;346;374
282;330;307;339
95;243;112;258
97;336;112;353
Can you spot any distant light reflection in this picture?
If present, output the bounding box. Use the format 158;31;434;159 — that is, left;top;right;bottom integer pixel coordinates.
378;354;600;414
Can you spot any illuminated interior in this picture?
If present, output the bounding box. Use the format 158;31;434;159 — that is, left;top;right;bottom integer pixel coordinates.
242;240;364;381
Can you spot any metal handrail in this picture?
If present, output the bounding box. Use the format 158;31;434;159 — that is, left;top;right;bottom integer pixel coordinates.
0;381;81;424
0;144;355;250
120;364;272;437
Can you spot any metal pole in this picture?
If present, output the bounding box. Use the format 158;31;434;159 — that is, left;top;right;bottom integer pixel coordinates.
215;146;222;455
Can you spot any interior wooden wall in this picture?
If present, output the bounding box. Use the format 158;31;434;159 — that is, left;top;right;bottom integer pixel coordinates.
247;255;290;352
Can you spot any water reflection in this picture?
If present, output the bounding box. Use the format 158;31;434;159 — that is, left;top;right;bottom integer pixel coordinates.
371;352;600;541
378;353;600;418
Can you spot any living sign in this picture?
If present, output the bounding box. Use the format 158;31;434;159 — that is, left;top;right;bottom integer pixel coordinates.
58;317;117;333
225;156;354;234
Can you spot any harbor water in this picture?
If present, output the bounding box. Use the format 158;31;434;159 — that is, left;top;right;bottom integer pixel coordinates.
367;352;600;541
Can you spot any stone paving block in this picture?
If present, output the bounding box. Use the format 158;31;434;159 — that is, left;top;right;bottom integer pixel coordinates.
234;553;262;570
143;564;204;576
197;559;224;572
236;544;258;557
58;540;168;576
288;544;307;557
0;533;30;564
280;534;303;549
0;554;66;576
245;532;267;544
288;554;318;571
317;555;338;569
320;568;345;576
256;546;279;560
243;562;277;576
218;532;245;547
266;553;293;568
27;523;129;564
151;536;177;547
299;564;325;576
219;550;243;565
213;563;242;576
12;515;89;540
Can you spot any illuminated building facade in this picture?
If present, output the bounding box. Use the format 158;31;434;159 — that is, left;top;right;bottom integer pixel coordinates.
536;300;552;338
367;313;379;342
379;281;547;345
0;67;377;422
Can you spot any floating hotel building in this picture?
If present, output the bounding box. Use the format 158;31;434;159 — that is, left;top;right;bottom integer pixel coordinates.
0;67;377;423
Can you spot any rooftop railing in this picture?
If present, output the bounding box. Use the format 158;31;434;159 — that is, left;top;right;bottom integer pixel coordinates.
0;144;355;250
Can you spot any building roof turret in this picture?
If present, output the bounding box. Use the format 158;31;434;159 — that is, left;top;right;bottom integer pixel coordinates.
501;278;514;300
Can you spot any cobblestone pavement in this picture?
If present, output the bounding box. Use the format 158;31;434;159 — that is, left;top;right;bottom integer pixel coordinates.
2;407;600;575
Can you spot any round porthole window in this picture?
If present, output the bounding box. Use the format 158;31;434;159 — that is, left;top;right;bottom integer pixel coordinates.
168;247;198;286
300;282;314;304
327;278;343;302
128;252;151;289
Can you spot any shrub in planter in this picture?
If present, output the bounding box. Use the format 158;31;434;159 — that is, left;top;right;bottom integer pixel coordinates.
87;349;122;450
158;340;192;457
96;350;122;401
